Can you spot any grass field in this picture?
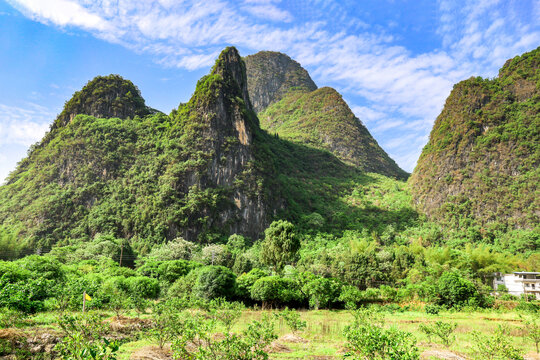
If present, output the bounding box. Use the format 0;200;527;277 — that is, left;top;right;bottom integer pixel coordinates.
109;308;539;359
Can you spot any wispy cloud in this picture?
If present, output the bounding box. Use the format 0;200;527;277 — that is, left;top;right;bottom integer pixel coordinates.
241;0;293;23
4;0;540;171
0;103;52;147
7;0;113;32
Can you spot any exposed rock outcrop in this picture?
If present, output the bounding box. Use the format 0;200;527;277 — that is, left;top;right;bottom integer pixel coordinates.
244;51;317;113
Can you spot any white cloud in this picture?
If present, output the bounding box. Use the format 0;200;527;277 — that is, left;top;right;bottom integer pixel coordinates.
4;0;540;172
7;0;113;32
241;3;293;22
0;103;52;147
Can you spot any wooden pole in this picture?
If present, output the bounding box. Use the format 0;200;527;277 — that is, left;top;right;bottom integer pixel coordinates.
83;291;86;313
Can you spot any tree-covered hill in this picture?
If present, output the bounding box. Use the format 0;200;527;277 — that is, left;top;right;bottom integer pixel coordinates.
259;87;408;179
410;46;539;231
245;51;407;179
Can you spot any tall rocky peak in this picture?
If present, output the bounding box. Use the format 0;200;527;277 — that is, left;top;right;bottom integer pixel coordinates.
53;75;151;129
169;46;268;239
410;47;539;229
259;87;408;179
212;47;253;113
244;51;317;113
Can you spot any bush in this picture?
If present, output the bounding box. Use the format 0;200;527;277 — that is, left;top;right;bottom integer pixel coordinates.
472;325;524;360
523;313;540;354
56;313;120;359
167;271;199;299
156;260;201;283
344;308;419;360
275;308;306;334
0;277;51;314
232;253;253;275
125;276;160;299
147;237;196;261
302;277;341;309
200;244;233;267
437;272;483;308
17;255;64;281
419;321;457;346
80;235;135;267
171;304;276;360
425;303;443;315
193;266;236;300
236;268;268;299
250;276;302;308
339;285;364;309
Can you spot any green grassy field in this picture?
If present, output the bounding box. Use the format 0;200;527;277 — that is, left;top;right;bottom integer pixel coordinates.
108;308;538;359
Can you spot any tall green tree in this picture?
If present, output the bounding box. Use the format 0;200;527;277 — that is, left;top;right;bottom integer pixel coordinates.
260;220;300;273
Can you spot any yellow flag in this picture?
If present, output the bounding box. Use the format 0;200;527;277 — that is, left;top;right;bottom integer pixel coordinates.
85;293;92;301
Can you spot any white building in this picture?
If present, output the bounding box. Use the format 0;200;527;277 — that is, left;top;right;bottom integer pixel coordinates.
493;272;540;300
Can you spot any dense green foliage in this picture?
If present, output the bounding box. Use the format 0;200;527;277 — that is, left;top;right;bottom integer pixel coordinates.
53;74;151;129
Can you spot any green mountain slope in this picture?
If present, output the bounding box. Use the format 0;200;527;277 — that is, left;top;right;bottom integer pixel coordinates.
245;51;407;179
259;87;408;179
410;47;540;230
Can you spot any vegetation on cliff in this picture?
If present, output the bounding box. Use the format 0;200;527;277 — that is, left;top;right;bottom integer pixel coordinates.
259;87;408;179
410;46;539;232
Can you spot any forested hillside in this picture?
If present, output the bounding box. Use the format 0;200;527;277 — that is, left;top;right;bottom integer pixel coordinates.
410;46;539;232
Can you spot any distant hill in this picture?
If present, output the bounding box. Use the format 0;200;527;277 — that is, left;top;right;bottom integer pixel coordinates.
245;51;407;179
410;47;540;230
244;51;317;113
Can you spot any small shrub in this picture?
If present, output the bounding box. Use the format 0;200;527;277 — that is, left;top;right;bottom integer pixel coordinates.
125;276;160;299
275;307;306;334
419;321;457;346
343;308;419;360
149;300;181;350
56;312;120;360
425;303;443;315
339;285;363;309
523;313;540;354
472;325;524;360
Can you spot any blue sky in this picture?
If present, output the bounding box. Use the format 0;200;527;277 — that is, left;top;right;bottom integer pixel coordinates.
0;0;539;182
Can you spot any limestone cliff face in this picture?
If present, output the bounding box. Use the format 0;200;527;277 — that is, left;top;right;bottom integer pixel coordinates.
0;47;273;247
244;51;317;113
176;47;269;240
410;47;539;229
